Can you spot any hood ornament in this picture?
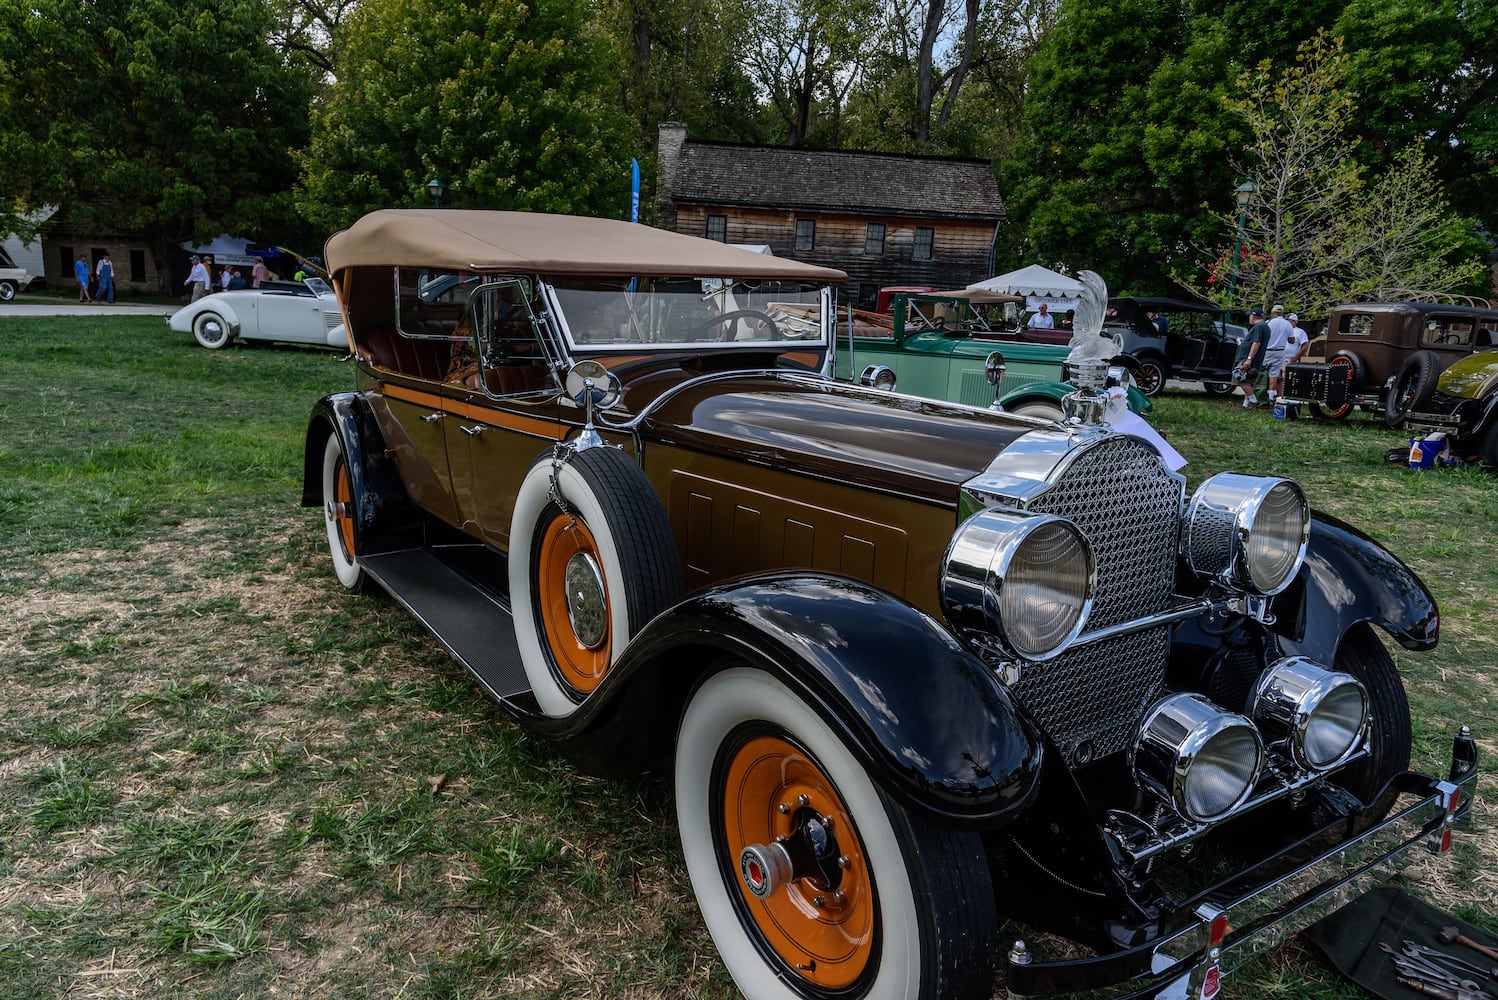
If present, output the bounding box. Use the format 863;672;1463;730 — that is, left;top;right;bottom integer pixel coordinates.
1063;271;1117;425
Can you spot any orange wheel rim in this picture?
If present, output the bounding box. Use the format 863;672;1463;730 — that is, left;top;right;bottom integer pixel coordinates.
722;734;874;989
537;514;611;694
333;457;356;559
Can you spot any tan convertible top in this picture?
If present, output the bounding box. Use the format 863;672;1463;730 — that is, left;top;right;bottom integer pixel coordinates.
326;209;848;282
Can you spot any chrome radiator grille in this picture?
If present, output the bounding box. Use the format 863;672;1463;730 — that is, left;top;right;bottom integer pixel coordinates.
1013;435;1184;763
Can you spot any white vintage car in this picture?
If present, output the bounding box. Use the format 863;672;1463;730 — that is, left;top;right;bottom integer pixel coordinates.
0;265;35;302
166;277;346;349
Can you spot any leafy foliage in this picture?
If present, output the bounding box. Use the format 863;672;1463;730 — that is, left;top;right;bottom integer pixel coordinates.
0;0;316;283
996;0;1242;292
297;0;636;232
1190;31;1487;314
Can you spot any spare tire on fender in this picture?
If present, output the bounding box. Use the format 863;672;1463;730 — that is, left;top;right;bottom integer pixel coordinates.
1385;350;1440;427
509;444;683;717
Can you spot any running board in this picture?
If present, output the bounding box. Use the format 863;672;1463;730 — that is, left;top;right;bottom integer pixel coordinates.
359;548;531;701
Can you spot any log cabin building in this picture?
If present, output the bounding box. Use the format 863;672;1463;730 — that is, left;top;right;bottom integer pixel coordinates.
655;123;1005;309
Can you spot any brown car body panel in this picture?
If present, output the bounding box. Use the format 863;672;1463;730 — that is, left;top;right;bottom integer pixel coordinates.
350;316;1030;606
1325;301;1498;393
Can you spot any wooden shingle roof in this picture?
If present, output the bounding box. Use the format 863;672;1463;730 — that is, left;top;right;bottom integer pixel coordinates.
670;141;1005;221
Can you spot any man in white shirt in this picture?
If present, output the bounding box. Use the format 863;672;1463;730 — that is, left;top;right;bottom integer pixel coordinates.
1031;303;1055;329
184;256;210;302
1285;314;1309;364
1264;304;1294;403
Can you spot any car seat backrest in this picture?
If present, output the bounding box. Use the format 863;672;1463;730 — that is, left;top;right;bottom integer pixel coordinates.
1477;328;1494;348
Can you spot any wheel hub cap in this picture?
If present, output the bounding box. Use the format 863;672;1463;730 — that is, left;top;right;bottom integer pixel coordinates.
564;551;607;648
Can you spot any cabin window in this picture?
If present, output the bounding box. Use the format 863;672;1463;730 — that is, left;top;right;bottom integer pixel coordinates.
913;227;935;261
795;219;816;252
1422;317;1475;347
705;215;726;242
1337;313;1373;336
863;223;885;256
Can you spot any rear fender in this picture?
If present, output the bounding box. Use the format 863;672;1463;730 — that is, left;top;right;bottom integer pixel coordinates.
1271;512;1439;657
523;573;1044;830
301;393;418;554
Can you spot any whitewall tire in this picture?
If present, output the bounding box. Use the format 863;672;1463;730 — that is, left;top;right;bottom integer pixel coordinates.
509;446;681;717
675;667;996;1000
321;434;367;591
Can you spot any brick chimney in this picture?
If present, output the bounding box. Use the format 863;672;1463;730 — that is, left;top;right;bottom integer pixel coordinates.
656;122;688;231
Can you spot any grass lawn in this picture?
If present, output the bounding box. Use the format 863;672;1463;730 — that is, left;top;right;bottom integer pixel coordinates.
1;316;1493;999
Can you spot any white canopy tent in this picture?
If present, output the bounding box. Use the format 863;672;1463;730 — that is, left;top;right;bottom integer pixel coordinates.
967;264;1083;314
179;234;262;267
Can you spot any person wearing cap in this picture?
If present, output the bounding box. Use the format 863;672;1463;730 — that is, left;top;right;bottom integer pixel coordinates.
1233;307;1272;408
1264;304;1295;405
184;255;210;302
1285;313;1309;365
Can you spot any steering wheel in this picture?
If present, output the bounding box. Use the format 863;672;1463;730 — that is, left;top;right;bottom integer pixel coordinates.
695;309;782;342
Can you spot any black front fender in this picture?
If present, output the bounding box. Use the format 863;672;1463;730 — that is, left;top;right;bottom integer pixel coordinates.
523;573;1043;830
1272;511;1439;659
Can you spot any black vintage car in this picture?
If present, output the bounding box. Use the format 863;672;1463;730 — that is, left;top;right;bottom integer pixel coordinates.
301;210;1477;1000
1109;296;1247;397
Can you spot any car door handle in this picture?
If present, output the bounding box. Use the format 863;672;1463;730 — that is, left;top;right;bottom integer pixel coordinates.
420;412;443;423
459;424;485;437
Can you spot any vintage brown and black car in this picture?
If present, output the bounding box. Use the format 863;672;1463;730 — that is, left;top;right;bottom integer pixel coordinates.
301;209;1476;1000
1283;301;1498;422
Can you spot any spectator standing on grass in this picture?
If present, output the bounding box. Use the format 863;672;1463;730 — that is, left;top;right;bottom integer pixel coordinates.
1285;314;1309;364
184;255;210;301
227;267;247;290
73;254;92;302
251;258;271;288
95;253;115;303
1264;304;1294;405
1031;303;1054;328
1148;309;1169;334
220;266;233;293
1233;307;1271;408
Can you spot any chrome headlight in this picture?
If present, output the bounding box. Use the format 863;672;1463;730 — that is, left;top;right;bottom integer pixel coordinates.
859;364;897;391
1250;657;1368;771
1181;473;1309;594
941;510;1095;660
1134;693;1264;822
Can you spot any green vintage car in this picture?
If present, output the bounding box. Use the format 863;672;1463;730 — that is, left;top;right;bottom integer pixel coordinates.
831;290;1151;420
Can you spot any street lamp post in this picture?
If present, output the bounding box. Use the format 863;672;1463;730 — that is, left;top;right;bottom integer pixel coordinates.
1228;180;1255;315
426;176;446;209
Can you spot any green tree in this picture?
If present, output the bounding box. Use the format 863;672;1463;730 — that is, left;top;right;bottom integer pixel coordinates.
741;0;880;147
1190;32;1486;315
600;0;769;145
995;0;1243;292
0;0;315;289
1335;0;1498;236
298;0;636;233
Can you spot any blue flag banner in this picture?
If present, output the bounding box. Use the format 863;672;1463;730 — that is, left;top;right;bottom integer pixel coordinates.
631;159;641;224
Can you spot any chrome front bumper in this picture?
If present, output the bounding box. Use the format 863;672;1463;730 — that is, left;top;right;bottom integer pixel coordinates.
1005;728;1478;1000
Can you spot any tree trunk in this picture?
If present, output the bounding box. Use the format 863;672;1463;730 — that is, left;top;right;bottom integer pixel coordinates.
914;0;944;143
936;0;978;129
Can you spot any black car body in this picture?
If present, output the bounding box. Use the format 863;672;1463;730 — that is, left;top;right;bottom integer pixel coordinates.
1109;296;1246;397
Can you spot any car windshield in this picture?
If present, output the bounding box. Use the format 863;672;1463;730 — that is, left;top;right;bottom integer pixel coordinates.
547;277;828;350
903;297;996;333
